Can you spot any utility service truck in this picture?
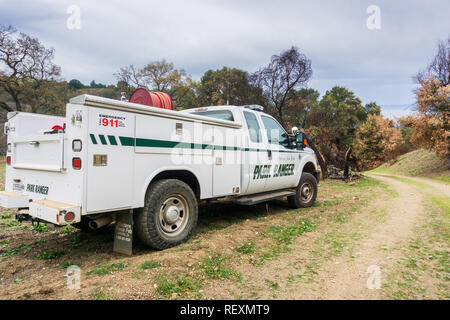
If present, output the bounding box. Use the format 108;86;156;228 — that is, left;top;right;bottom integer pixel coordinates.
0;91;319;252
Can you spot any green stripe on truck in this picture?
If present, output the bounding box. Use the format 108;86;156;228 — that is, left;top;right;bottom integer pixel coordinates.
108;135;118;145
94;134;302;154
99;135;107;145
90;134;98;144
119;136;135;146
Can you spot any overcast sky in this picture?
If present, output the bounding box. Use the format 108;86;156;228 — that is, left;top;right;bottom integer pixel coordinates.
1;0;449;118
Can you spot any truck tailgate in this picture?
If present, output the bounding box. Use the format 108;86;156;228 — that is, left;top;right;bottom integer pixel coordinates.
12;134;65;172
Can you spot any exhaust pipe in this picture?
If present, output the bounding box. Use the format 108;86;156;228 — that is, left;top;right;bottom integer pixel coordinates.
88;216;113;230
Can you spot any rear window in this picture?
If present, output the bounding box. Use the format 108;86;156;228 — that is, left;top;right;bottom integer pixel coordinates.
191;110;234;122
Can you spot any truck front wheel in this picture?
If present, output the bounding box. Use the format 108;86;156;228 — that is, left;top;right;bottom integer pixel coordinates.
288;172;318;209
135;179;198;250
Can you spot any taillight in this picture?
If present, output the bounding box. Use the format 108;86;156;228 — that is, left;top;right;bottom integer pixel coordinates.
72;157;81;170
64;211;75;222
6;156;11;165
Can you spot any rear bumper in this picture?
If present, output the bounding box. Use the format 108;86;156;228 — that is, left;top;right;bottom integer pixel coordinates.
29;200;81;225
0;191;80;225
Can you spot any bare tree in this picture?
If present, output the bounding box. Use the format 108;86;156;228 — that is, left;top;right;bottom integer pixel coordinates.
416;37;450;85
114;59;187;92
0;25;61;112
113;64;143;88
252;46;312;126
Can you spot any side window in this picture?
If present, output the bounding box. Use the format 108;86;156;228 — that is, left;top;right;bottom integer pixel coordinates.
261;116;289;147
191;110;234;121
243;111;262;143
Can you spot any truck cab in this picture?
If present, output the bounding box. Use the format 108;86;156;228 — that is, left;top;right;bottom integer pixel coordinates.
181;105;319;197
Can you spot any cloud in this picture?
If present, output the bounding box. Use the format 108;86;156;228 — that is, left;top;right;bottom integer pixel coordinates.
0;0;449;108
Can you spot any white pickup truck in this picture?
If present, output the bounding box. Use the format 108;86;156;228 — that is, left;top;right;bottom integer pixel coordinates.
0;94;319;250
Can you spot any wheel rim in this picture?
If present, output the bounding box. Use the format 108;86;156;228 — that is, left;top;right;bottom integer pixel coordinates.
300;182;314;202
159;194;189;237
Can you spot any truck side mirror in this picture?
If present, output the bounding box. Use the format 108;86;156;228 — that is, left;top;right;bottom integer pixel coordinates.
296;132;308;149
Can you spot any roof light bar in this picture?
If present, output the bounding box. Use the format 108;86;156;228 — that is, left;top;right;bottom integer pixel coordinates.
243;105;264;112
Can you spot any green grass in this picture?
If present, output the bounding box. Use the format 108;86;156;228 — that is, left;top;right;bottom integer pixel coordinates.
33;223;48;232
428;175;450;185
1;248;18;257
236;242;255;254
265;279;280;290
201;252;240;280
87;262;127;276
6;220;20;227
92;289;114;300
155;276;202;299
62;262;79;268
139;260;162;270
1;214;12;219
268;218;317;245
36;250;65;260
17;243;32;250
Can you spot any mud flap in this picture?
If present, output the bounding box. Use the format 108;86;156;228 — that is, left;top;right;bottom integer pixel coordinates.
113;210;133;255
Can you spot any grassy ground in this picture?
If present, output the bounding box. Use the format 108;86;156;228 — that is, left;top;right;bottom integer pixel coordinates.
0;176;395;299
370;149;449;182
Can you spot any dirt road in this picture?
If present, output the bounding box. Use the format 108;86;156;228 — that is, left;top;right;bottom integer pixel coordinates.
305;174;426;299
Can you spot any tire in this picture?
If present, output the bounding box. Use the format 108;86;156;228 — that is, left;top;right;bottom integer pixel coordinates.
135;179;198;250
288;172;318;209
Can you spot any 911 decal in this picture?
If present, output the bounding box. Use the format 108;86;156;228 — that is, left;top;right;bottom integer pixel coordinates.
253;163;295;179
98;114;126;128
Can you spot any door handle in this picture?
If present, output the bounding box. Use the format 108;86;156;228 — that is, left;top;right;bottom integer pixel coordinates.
267;150;272;160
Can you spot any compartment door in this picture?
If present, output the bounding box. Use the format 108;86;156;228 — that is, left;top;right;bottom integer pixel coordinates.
212;127;241;197
86;107;135;213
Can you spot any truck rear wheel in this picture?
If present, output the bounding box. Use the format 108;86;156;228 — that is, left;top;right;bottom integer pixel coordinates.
288;172;318;209
135;179;198;250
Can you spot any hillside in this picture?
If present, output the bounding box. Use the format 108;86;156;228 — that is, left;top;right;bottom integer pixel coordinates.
371;149;450;181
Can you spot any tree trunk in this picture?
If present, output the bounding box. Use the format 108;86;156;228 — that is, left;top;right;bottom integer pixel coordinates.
308;141;327;179
344;146;352;180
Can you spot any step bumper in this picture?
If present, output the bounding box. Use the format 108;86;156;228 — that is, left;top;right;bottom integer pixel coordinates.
29;200;81;225
0;191;30;208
